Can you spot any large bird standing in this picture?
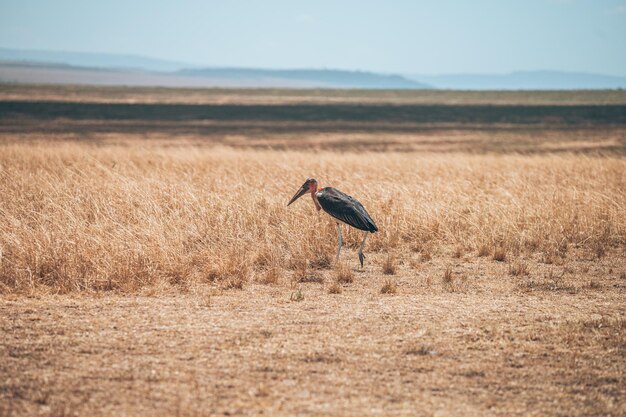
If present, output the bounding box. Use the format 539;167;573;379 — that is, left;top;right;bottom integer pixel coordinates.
287;178;378;268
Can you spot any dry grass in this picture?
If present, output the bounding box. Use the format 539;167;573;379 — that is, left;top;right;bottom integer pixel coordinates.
382;254;398;275
2;288;624;417
0;141;624;294
477;244;490;257
442;267;454;286
380;278;398;294
493;246;507;262
509;260;530;276
4;84;626;105
334;264;354;284
328;281;342;294
259;266;282;285
2;87;626;417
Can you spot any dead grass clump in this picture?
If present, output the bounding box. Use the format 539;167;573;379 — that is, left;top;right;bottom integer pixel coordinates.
334;264;354;284
442;267;454;286
288;256;308;272
290;287;304;302
508;260;529;276
493;247;507;262
380;278;397;294
477;244;490;257
584;280;602;290
206;258;251;290
328;282;342;294
405;345;436;356
309;252;332;270
409;257;422;270
442;267;467;292
298;271;324;284
592;241;606;259
420;251;432;262
253;249;277;271
259;266;282;285
382;254;397;275
293;261;324;283
222;276;245;290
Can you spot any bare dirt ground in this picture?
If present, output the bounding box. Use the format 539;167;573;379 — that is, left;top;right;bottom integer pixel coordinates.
2;248;625;417
1;86;625;416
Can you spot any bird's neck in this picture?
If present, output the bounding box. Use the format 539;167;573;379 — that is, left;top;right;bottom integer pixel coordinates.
310;184;322;211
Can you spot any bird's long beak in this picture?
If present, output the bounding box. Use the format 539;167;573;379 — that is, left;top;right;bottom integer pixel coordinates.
287;185;309;206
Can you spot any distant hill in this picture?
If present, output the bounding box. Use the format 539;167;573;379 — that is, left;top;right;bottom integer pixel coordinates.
178;68;427;89
2;48;624;90
0;61;428;90
0;47;189;72
409;71;626;90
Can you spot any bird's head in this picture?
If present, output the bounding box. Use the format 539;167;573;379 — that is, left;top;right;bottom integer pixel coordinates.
287;178;318;206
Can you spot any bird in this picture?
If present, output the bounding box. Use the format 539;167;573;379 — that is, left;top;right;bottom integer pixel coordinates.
287;178;378;268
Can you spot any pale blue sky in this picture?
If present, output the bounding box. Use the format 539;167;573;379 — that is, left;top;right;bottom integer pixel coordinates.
1;0;625;75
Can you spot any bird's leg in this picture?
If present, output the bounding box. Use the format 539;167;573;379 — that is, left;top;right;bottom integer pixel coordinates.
336;223;343;263
358;232;368;268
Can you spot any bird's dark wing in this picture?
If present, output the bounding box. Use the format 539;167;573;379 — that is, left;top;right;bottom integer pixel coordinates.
317;187;378;232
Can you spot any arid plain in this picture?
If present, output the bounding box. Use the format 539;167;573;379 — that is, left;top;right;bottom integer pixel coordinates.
1;86;625;417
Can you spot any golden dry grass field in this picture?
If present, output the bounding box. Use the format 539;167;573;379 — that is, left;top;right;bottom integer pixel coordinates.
1;85;625;417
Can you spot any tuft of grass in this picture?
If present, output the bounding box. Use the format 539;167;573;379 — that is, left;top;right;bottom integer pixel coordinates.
222;276;245;290
310;251;332;270
382;254;397;275
297;271;324;284
293;259;323;283
493;247;507;262
216;259;250;290
593;241;606;259
259;266;281;285
442;267;454;285
405;345;436;356
380;278;397;294
334;264;354;284
328;282;342;294
477;244;490;257
290;287;304;302
584;280;602;290
508;260;529;276
409;257;422;270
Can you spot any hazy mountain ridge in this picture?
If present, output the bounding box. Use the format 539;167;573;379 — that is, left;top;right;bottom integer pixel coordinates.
0;47;189;72
410;71;626;90
1;48;625;90
179;67;426;89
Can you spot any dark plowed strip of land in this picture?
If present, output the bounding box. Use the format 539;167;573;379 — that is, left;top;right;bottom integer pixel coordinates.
2;101;626;125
